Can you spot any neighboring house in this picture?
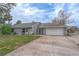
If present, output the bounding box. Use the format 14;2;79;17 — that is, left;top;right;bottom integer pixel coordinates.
12;22;67;35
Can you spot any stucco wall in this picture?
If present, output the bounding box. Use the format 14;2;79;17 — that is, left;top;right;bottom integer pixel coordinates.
14;28;33;35
13;27;65;35
14;28;22;35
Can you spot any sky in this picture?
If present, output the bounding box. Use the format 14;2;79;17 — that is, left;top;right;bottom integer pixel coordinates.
10;3;79;27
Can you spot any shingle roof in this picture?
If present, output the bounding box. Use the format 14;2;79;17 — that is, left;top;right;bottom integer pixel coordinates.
12;23;33;28
39;23;65;28
12;22;65;28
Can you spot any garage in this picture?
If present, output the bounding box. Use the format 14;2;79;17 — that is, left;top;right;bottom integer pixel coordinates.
46;27;64;35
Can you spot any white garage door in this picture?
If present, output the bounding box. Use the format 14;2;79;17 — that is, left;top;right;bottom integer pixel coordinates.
46;28;64;35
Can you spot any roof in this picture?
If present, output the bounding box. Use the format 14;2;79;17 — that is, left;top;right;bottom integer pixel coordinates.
39;23;65;28
12;23;33;28
12;22;66;28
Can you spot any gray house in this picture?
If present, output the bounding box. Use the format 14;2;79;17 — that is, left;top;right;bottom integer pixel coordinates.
12;22;67;35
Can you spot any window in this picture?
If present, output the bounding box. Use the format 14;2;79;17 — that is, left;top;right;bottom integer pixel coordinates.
22;28;25;32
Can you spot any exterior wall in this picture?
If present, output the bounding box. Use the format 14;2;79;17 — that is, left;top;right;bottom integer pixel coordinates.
13;28;33;35
13;27;65;35
14;28;22;35
25;28;32;35
46;27;64;35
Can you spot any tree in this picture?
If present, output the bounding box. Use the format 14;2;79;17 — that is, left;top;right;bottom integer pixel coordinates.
3;14;12;24
15;20;22;25
0;3;16;24
0;3;16;35
52;10;72;26
0;4;6;24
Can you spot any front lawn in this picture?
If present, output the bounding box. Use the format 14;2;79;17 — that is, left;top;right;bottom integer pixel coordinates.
0;35;40;56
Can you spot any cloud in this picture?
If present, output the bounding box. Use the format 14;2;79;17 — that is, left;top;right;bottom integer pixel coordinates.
22;7;46;16
48;3;79;27
47;3;65;21
10;3;79;27
11;3;48;24
63;3;79;27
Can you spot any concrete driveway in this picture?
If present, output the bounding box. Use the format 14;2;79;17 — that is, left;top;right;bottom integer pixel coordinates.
6;36;79;56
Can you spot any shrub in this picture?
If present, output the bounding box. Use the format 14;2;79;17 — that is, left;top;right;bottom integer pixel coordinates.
1;25;12;35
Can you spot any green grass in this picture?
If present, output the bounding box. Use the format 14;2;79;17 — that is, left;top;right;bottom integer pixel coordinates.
0;35;40;56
